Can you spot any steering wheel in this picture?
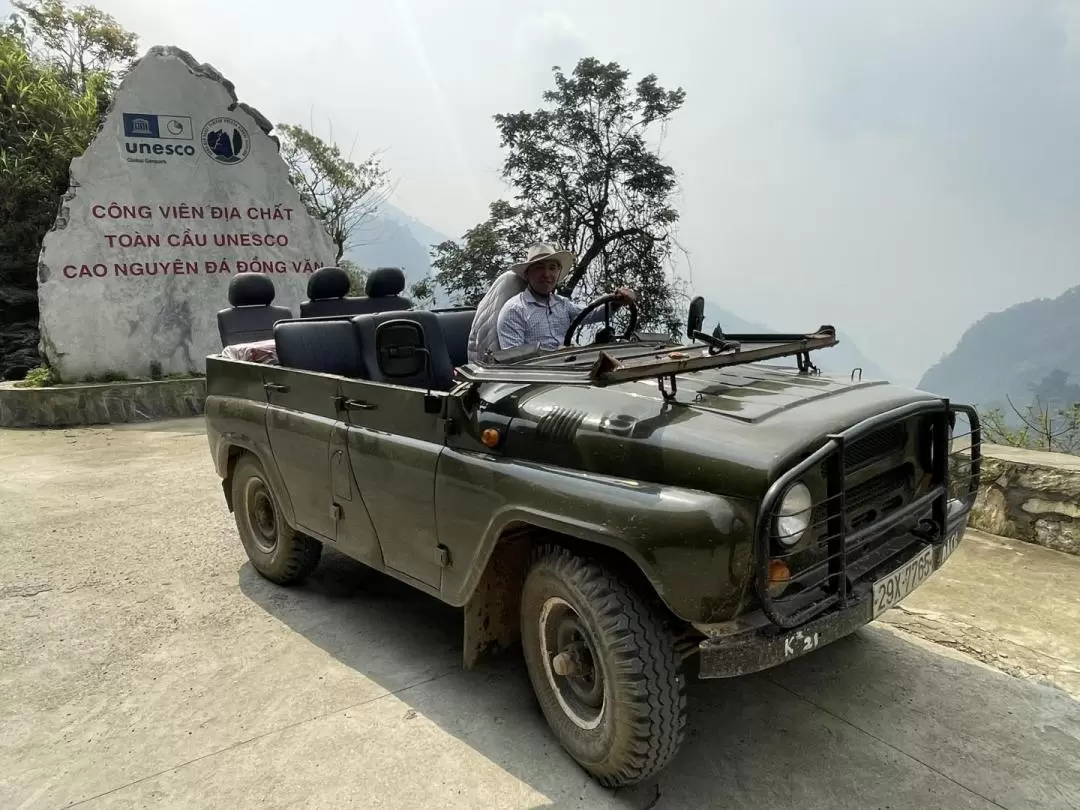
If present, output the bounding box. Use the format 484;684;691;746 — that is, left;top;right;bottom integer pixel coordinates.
563;293;639;347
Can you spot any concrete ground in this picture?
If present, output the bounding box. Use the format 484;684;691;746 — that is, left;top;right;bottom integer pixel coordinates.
1;418;1078;810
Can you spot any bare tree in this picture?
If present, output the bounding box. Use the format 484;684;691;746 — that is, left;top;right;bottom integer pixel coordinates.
276;123;392;263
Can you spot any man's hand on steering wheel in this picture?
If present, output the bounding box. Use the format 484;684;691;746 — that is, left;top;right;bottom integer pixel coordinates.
563;289;640;347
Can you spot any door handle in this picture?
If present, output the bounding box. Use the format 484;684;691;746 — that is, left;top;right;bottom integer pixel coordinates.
334;396;376;411
264;382;290;393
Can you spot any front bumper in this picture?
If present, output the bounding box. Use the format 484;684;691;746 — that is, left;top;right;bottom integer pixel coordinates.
695;505;971;679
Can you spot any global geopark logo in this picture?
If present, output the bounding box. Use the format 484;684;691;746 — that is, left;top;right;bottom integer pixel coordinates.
121;113;197;162
201;117;251;165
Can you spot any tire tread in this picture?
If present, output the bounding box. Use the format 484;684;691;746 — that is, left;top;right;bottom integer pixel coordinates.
524;543;687;787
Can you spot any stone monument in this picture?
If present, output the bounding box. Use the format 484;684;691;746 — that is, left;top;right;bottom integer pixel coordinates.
36;46;337;382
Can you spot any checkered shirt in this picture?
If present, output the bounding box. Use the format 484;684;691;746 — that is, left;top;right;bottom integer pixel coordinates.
496;288;608;352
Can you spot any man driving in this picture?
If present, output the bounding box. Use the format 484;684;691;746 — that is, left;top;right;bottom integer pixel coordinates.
496;243;636;352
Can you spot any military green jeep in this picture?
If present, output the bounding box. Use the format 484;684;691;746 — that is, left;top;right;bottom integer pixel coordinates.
205;291;981;788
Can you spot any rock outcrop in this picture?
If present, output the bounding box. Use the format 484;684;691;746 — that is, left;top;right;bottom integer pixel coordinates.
35;45;335;382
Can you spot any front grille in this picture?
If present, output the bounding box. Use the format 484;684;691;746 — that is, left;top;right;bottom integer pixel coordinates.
843;422;907;470
845;463;915;532
754;401;982;629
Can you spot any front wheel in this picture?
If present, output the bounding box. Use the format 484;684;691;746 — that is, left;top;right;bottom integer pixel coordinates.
520;545;687;787
231;454;322;585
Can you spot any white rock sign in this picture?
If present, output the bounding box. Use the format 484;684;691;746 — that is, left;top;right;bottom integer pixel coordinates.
37;46;337;382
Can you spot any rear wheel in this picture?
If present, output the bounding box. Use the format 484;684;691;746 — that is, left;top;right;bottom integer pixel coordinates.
520;545;687;787
231;454;321;585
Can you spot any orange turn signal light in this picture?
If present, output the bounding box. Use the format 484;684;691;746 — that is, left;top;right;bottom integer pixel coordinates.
767;559;792;596
768;559;791;584
481;428;501;448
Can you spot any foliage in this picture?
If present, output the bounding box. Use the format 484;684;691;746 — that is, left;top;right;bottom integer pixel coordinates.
338;258;367;297
9;0;137;109
0;1;138;381
13;364;58;387
409;276;436;309
427;201;536;307
980;397;1080;455
276;123;392;263
0;27;108;290
425;57;687;334
976;369;1080;455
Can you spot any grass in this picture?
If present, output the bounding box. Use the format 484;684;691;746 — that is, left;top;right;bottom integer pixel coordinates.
12;366;205;388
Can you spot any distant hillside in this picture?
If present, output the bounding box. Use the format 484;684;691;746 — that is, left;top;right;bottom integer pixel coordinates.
344;202;451;288
918;285;1080;409
703;303;891;381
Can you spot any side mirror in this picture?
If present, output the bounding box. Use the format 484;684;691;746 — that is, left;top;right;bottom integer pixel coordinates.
374;319;441;413
687;296;705;339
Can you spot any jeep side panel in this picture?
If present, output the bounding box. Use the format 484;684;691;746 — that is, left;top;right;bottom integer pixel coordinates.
204;357;294;523
434;448;759;624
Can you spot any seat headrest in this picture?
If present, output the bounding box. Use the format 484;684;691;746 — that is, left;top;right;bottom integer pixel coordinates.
366;267;406;298
228;273;276;307
307;266;351;300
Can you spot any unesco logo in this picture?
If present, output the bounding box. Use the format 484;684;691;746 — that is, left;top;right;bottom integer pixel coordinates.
201;117;251;165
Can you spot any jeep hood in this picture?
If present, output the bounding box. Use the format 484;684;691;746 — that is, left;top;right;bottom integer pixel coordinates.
481;364;939;500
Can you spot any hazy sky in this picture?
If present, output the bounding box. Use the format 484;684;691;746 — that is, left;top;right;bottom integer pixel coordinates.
10;0;1080;384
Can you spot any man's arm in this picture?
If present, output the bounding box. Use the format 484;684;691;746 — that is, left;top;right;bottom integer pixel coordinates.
496;298;529;350
567;288;636;326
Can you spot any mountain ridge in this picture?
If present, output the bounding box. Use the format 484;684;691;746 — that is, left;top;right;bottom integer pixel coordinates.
918;285;1080;409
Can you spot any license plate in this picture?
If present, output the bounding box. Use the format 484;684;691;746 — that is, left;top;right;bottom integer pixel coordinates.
872;545;935;618
934;527;963;567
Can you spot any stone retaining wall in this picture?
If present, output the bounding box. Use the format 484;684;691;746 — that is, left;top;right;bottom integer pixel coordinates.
971;444;1080;556
0;378;206;428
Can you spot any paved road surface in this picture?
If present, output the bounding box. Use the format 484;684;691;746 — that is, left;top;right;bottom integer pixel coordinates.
1;419;1078;809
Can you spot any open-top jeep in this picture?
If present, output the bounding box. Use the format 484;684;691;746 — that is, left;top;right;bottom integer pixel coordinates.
205;277;981;787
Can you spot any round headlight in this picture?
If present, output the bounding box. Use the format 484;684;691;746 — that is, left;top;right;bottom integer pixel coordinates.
775;482;813;547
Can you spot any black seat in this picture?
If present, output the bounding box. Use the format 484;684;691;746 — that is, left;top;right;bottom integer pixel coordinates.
299;265;414;317
300;267;359;318
217;274;293;347
273;318;365;377
434;309;476;367
361;267;413;312
351;310;454;390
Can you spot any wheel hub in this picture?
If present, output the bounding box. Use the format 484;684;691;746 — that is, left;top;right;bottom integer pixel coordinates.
539;597;606;730
245;478;278;555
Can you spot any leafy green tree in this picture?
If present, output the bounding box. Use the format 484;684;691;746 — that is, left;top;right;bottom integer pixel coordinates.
426;57;687;333
10;0;137;99
0;25;117;379
427;201;536;306
276;123;392;263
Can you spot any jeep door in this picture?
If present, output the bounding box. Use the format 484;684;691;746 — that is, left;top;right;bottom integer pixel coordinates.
261;365;382;569
261;365;341;543
337;378;447;591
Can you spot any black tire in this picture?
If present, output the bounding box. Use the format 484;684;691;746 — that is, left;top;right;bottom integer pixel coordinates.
231;454;321;585
520;544;687;787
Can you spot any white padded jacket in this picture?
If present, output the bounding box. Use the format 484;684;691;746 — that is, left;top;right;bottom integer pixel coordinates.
466;270;526;364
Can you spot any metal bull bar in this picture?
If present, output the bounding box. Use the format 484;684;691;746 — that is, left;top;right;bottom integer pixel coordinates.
753;399;983;630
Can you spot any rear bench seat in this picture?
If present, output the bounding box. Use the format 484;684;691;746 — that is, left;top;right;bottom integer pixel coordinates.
432;309;475;368
273;310;459;391
273;318;365;378
351;310;455;390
